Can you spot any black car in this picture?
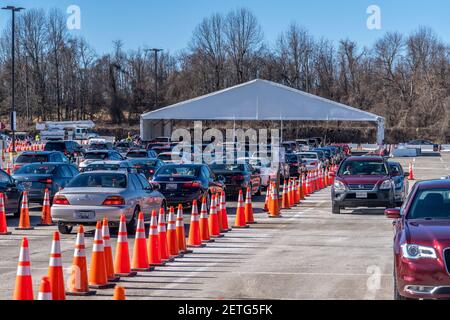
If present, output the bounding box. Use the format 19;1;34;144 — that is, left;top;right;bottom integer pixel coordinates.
13;163;79;204
129;158;164;179
285;153;303;177
209;162;262;198
14;151;70;172
126;149;158;159
0;169;24;217
44;140;85;162
115;141;136;155
152;164;224;208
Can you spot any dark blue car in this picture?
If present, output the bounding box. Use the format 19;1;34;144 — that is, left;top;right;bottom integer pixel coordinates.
388;161;409;206
0;169;23;217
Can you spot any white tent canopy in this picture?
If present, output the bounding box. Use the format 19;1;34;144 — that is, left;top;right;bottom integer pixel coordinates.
141;79;385;143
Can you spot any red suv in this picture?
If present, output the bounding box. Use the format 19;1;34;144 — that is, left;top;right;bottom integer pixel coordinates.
386;180;450;300
331;156;395;214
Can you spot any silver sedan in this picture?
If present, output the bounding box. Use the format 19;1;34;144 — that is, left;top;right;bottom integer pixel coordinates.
51;171;166;234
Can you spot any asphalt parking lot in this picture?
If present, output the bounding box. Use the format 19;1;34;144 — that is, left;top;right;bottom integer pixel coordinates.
0;153;448;300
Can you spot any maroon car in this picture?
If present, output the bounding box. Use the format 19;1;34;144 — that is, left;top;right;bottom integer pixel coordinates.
331;156;395;214
386;179;450;300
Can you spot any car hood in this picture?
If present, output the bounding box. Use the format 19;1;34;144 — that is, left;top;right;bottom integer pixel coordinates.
338;175;389;184
405;220;450;243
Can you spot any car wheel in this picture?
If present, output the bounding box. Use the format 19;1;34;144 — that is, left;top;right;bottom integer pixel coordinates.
126;207;139;235
14;195;22;218
255;185;262;196
332;203;341;214
58;223;73;235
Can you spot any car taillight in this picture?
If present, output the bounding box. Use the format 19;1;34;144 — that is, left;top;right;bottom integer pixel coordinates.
183;181;201;188
39;178;53;184
149;169;155;174
311;162;317;166
102;196;125;206
54;195;70;205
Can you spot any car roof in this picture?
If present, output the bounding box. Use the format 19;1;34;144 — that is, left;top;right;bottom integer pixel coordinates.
16;162;68;166
415;179;450;190
20;151;60;155
86;160;129;165
79;170;130;175
345;156;384;161
85;150;110;153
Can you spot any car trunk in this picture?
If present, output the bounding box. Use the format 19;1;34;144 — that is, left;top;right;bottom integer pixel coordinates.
60;188;126;206
13;174;54;190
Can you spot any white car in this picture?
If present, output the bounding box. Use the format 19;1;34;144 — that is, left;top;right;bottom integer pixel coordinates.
296;152;320;171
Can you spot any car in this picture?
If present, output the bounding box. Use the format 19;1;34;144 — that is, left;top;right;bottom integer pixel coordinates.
209;162;261;198
295;139;310;152
407;140;435;146
13;163;79;204
87;140;114;151
44;140;85;162
78;150;126;170
238;157;276;189
0;169;24;217
331;156;395;214
151;164;224;209
296;152;320;171
386;179;450;300
388;161;409;206
128;158;164;180
51;171;165;234
114;141;136;156
281;141;299;153
126;149;158;159
13;151;69;172
285;153;303;177
81;160;133;173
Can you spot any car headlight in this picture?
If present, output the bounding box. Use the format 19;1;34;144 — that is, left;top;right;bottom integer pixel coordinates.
401;244;437;260
333;180;346;191
379;180;393;190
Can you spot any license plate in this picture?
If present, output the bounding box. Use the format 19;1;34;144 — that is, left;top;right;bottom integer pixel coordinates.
166;184;178;190
356;192;368;199
74;211;95;219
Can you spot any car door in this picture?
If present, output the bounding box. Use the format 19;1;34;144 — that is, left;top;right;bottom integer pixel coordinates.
127;173;142;211
204;166;222;194
136;173;161;216
0;170;21;213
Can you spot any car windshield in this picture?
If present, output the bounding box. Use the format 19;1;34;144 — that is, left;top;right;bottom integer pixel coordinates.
299;154;317;159
67;173;127;188
210;164;245;172
155;166;198;177
127;152;147;158
158;154;178;161
84;153;108;160
17;154;49;163
44;143;65;151
84;164;122;172
339;161;388;176
16;164;57;174
409;189;450;219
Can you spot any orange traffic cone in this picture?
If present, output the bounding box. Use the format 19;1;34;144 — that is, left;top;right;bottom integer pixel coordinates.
132;212;153;271
216;194;224;232
38;189;54;226
199;196;213;243
409;162;415;181
47;232;66;300
187;200;205;248
0;193;11;235
244;187;256;224
89;221;114;289
158;207;174;262
220;191;231;232
148;210;165;266
16;191;34;230
288;180;295;207
102;218;120;282
176;204;192;254
113;285;126;300
281;181;290;209
295;179;301;204
114;215;137;277
13;237;34;300
263;184;271;212
67;225;96;296
38;276;52;300
233;190;249;228
167;207;182;258
268;183;281;218
208;195;224;238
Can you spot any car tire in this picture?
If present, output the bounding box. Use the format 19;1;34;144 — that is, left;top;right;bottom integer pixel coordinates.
332;203;341;214
14;195;22;218
58;223;73;235
126;207;139;235
255;185;262;196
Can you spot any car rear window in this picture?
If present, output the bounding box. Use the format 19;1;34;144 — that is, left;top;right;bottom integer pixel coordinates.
127;152;147;158
409;189;450;219
44;142;65;151
210;164;246;172
339;161;388;176
155;166;199;177
299;153;317;159
16;154;49;163
84;152;108;160
84;164;122;172
15;164;57;175
68;173;127;188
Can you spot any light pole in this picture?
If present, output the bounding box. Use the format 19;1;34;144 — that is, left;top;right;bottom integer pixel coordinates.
145;48;163;108
2;6;25;154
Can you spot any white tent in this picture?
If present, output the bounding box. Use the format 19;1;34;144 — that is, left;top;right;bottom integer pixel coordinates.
141;79;385;143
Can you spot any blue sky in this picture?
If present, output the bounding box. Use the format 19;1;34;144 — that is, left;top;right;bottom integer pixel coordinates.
0;0;449;55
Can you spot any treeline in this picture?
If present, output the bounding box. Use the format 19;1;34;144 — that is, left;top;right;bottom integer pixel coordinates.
0;7;449;140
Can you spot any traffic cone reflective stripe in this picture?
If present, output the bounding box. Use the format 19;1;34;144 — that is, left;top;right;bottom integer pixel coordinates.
208;195;223;237
148;210;164;266
199;197;213;242
38;189;53;226
220;192;231;232
38;276;52;300
158;207;174;261
114;215;136;277
167;207;181;257
176;204;190;253
187;200;204;248
113;285;126;300
48;232;66;300
102;218;119;282
0;193;11;235
67;225;96;296
16;191;34;230
244;187;256;224
233;190;249;228
132;212;152;271
89;221;114;289
13;237;34;300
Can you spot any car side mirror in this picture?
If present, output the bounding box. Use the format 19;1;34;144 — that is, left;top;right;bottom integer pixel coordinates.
385;208;401;219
